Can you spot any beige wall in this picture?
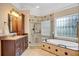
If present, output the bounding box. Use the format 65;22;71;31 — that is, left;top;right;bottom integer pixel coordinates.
0;3;17;34
54;6;79;18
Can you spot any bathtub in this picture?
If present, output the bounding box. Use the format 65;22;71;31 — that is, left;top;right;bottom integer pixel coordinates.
41;39;79;56
43;39;79;50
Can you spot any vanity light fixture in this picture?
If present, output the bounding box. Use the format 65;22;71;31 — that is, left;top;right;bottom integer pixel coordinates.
10;9;19;17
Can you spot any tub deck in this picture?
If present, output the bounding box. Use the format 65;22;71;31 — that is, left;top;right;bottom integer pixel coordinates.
41;39;79;56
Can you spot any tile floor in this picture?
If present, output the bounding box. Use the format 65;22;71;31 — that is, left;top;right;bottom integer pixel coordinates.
21;46;56;56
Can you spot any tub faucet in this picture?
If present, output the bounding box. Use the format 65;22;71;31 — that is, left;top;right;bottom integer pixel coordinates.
45;38;47;42
58;44;67;48
52;32;54;39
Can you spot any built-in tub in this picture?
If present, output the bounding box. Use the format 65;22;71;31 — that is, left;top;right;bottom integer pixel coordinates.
43;39;79;50
41;39;79;56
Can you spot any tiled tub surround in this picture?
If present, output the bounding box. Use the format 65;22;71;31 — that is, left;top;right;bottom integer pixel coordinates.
41;39;79;56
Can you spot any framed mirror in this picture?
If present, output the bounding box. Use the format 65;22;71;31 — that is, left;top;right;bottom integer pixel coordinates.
8;9;20;33
8;14;13;33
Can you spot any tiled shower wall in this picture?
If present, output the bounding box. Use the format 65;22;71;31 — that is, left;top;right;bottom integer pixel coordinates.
29;14;54;45
29;16;42;45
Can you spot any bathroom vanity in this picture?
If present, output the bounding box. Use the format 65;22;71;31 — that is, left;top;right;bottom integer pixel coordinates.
1;35;28;56
41;39;79;56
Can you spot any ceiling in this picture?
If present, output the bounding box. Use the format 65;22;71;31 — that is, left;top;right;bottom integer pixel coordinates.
12;3;78;16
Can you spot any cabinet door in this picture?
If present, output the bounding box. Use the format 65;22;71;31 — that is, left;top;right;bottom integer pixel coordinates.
21;38;25;53
1;40;15;56
15;40;21;56
25;37;28;49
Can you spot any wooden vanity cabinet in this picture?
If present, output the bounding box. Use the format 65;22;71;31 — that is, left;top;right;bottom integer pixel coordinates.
1;36;28;56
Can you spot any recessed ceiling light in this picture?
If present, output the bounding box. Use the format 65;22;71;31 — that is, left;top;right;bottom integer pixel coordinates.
36;6;40;8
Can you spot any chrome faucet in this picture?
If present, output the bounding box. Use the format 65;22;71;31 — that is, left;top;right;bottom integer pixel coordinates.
52;32;54;39
58;44;67;48
45;38;47;42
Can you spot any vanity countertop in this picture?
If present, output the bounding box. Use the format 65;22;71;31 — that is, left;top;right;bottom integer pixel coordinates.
0;35;27;40
0;33;16;37
0;34;9;37
0;34;9;40
4;35;26;40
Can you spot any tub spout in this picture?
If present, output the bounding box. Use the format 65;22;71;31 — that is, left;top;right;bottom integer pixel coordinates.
58;44;66;48
45;39;47;42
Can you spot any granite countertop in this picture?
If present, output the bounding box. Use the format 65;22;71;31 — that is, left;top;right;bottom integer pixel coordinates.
0;33;16;37
0;34;8;40
0;34;27;40
2;35;26;40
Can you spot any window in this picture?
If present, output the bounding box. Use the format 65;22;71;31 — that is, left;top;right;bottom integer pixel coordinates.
41;20;51;36
55;14;79;38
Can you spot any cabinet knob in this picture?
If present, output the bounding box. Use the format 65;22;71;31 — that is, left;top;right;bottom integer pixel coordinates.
55;49;58;52
65;52;68;55
48;46;50;49
43;45;45;47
